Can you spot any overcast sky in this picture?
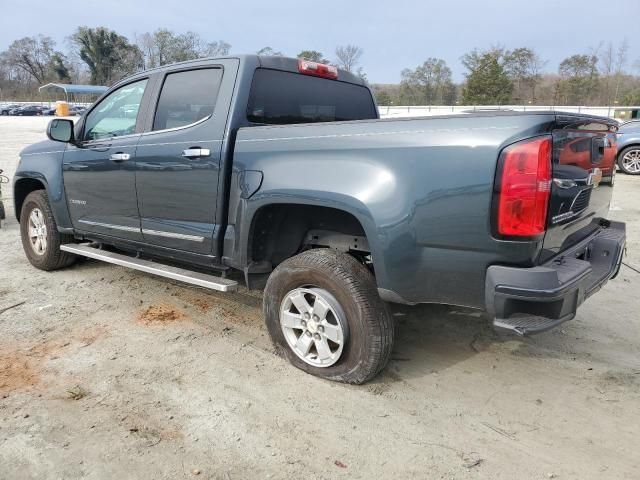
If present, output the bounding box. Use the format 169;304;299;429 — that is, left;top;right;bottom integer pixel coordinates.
1;0;639;83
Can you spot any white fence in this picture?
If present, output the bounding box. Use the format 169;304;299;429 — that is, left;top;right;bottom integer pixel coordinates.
379;105;640;120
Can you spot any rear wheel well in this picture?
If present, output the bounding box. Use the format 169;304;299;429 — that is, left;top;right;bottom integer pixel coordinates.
249;204;370;268
14;178;46;221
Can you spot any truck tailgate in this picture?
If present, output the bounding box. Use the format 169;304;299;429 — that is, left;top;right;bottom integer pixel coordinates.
540;114;619;262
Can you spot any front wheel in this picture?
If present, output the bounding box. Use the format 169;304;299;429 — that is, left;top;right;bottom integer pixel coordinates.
618;146;640;175
263;249;394;384
19;190;77;270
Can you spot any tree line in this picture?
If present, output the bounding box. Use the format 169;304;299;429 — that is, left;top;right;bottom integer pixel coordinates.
0;27;367;101
1;27;638;107
377;42;638;106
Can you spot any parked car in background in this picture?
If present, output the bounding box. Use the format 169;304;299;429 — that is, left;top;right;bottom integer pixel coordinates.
616;120;640;174
1;104;21;115
12;105;46;116
69;106;87;116
44;106;58;116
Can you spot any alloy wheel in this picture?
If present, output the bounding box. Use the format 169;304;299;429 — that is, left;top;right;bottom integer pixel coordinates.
279;287;347;367
622;149;640;173
28;207;48;255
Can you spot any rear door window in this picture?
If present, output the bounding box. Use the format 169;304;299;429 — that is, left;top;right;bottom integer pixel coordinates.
152;68;223;131
247;68;377;125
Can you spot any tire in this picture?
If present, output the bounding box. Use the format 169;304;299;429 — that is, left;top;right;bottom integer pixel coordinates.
19;190;76;270
617;146;640;175
263;249;394;384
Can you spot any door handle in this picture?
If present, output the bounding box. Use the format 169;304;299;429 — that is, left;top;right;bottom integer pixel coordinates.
181;148;210;159
109;153;131;162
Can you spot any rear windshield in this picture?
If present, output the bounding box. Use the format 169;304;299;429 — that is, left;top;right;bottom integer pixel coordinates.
247;68;377;125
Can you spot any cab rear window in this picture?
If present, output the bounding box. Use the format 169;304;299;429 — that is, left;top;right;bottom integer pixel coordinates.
247;68;377;125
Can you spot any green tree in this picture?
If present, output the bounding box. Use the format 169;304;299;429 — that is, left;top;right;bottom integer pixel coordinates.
374;90;392;106
169;31;205;63
462;53;513;105
461;47;504;72
598;40;628;105
72;26;143;85
557;54;599;104
49;53;72;83
138;30;231;68
203;40;231;58
622;88;640;105
257;47;283;56
138;29;174;68
2;35;62;84
400;58;456;105
297;50;328;63
503;47;545;103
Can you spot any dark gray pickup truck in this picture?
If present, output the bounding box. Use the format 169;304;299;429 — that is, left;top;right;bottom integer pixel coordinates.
13;55;626;383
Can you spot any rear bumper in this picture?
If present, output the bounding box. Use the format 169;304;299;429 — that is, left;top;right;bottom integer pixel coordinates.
485;221;626;335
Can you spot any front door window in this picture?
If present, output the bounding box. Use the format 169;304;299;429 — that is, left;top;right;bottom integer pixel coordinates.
83;79;148;141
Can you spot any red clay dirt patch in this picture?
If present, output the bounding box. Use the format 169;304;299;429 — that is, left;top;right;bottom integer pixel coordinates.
173;289;263;327
0;325;110;397
136;303;187;325
0;339;67;396
0;350;40;395
187;297;213;313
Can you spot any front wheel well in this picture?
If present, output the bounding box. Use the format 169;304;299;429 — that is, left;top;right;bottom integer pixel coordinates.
249;204;370;268
14;178;46;221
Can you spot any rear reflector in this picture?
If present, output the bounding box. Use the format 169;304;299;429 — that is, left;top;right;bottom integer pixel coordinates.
495;136;552;237
298;59;338;79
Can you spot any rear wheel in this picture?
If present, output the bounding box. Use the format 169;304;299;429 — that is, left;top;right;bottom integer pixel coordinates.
618;146;640;175
19;190;76;270
263;249;394;384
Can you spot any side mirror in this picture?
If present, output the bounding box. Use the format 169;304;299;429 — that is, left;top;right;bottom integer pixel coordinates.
47;119;74;143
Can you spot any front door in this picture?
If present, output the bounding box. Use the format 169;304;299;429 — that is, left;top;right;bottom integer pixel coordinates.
134;66;227;255
63;78;149;241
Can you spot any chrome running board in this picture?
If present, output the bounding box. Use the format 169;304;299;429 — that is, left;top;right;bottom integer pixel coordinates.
60;243;238;292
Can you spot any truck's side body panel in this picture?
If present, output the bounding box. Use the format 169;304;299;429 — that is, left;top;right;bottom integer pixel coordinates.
230;113;556;308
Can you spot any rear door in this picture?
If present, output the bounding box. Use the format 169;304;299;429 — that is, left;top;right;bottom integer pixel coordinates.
540;115;618;262
134;62;235;255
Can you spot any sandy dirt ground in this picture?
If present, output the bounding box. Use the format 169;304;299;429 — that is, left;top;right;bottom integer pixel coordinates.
0;117;639;479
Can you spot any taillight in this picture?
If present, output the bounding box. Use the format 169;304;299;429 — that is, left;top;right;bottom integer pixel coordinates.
298;59;338;79
494;136;552;238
